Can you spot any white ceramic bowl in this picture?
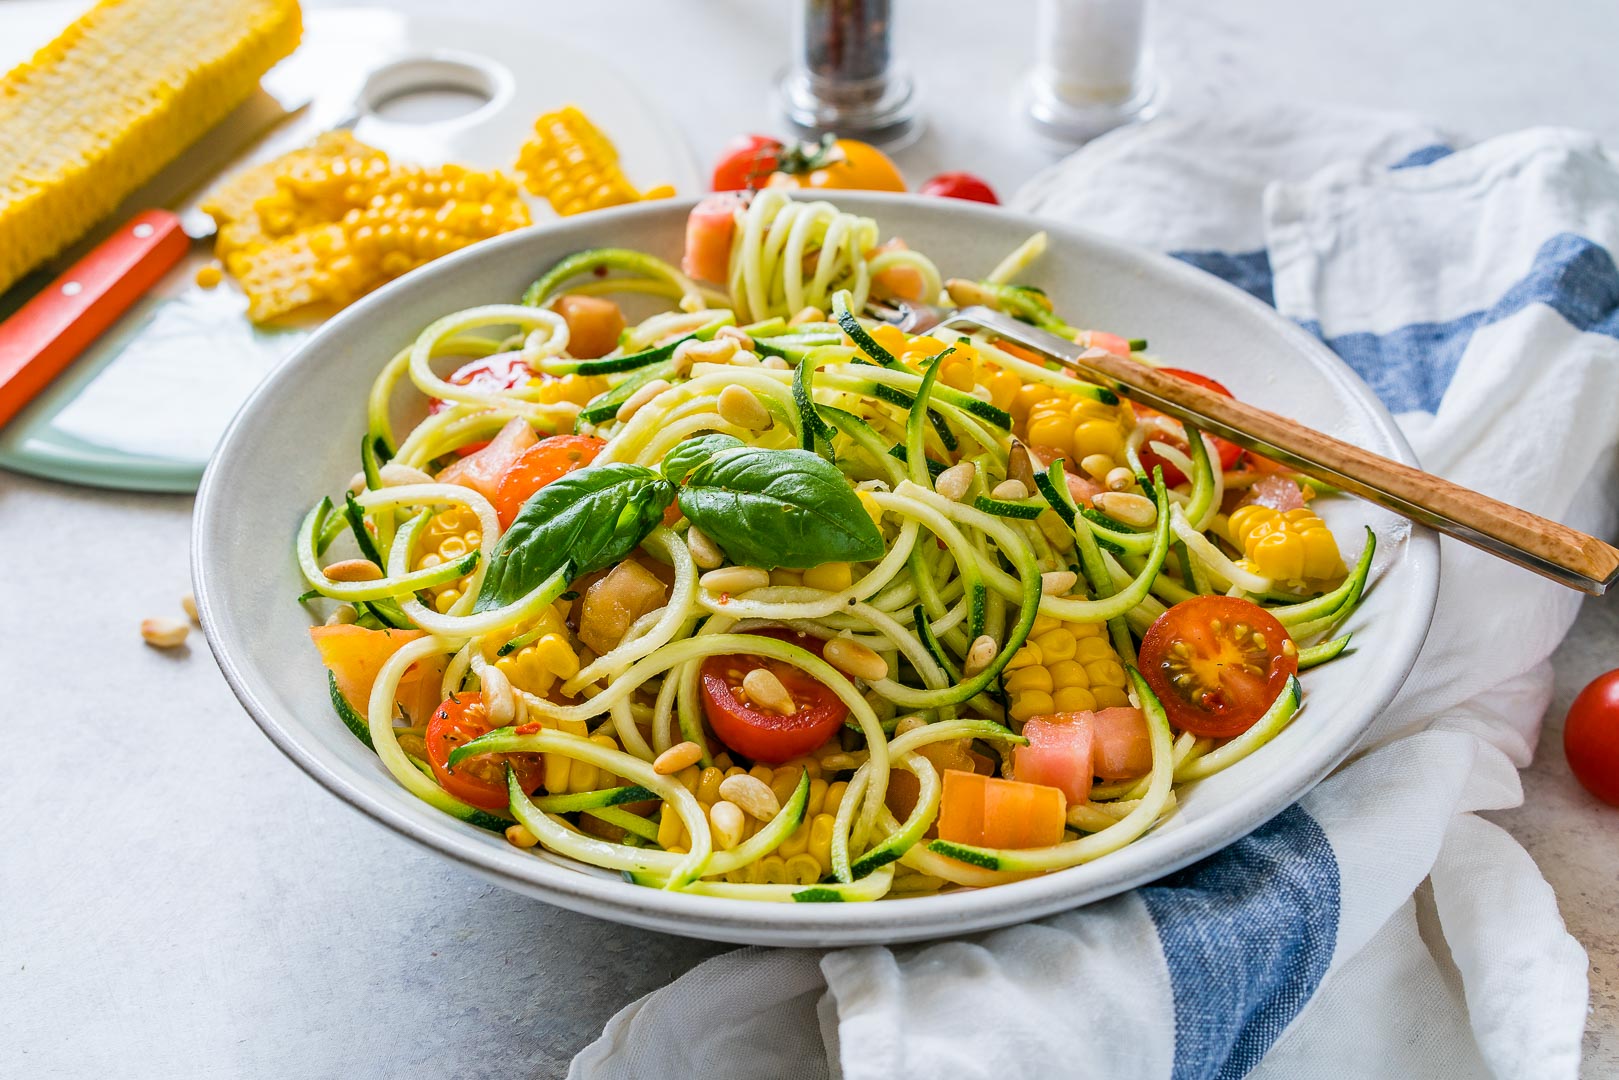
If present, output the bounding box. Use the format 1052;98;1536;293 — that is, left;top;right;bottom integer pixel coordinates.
193;193;1438;946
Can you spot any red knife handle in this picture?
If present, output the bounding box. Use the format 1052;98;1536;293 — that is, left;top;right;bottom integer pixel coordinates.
0;208;191;430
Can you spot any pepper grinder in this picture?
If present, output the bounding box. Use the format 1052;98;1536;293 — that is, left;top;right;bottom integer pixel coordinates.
778;0;919;147
1026;0;1161;142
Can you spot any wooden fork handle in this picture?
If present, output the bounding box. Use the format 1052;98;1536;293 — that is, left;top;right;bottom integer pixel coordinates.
945;308;1619;595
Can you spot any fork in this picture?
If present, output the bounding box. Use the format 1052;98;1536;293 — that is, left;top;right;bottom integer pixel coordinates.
865;299;1619;595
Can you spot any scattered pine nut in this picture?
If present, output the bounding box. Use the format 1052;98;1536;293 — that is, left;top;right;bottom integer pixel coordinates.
481;664;517;727
699;565;770;594
824;636;889;682
715;325;755;351
141;617;189;649
325;604;358;626
935;461;976;502
686;526;726;570
181;592;199;623
716;385;771;430
1093;491;1157;527
710;799;746;849
1105;466;1135;492
1081;454;1114;482
718;774;781;821
741;668;796;714
324;558;384;582
964;634;998;676
654;741;703;775
818;751;868;772
761;356;791;370
788;306;825;326
894;715;928;736
672;336;738;377
505;824;539;848
615;378;672;423
991;479;1029;500
1041;570;1078;595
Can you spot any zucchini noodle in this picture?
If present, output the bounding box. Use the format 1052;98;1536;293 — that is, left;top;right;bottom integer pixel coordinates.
293;193;1369;902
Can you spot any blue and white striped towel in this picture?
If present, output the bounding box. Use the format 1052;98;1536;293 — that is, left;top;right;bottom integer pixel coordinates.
570;110;1619;1080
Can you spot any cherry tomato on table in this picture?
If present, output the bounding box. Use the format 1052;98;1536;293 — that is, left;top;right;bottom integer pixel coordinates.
919;172;999;204
491;434;606;528
712;134;785;191
1138;596;1298;738
1135;368;1246;485
425;692;544;811
1565;669;1619;806
699;628;850;763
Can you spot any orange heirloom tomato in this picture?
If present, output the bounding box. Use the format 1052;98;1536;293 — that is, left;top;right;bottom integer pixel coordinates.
771;138;905;193
491;434;606;528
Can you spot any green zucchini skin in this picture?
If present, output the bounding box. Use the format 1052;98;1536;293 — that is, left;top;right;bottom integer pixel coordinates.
327;671;374;750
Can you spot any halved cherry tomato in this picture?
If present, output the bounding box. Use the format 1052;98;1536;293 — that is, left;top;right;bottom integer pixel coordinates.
429;353;535;415
1138;596;1298;738
425;692;544;811
1136;368;1245;485
1565;669;1619;806
712;134;785;191
491;434;606;527
919;171;999;204
699;628;849;763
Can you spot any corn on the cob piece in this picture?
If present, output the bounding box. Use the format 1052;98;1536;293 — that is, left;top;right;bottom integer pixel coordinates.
1004;614;1132;721
1226;504;1345;584
0;0;302;295
1025;393;1127;466
203;131;531;322
517;105;674;216
413;505;486;613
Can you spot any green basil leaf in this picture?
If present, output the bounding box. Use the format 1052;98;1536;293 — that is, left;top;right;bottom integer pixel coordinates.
661;433;744;486
475;463;674;611
678;447;885;569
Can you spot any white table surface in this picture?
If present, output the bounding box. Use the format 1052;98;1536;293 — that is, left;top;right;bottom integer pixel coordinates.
3;1;1616;1076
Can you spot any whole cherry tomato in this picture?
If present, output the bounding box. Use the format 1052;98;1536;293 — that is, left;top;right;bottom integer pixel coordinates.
1565;669;1619;806
919;172;999;204
712;134;785;191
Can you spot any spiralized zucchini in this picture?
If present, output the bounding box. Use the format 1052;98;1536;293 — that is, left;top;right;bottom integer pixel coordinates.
296;194;1369;902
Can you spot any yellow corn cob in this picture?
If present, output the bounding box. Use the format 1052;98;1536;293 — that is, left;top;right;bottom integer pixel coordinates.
0;0;302;295
1004;614;1132;721
1226;504;1345;584
204;132;531;322
517;105;674;216
659;744;854;883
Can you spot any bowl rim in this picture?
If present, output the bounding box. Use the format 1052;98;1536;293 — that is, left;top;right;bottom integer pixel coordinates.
193;192;1440;945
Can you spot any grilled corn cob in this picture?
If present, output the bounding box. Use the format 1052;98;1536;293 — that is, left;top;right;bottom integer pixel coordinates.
0;0;302;295
1226;504;1345;584
517;105;674;216
1004;615;1132;721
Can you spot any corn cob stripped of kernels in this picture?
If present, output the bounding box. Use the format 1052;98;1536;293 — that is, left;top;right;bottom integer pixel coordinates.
0;0;302;295
658;745;856;885
517;106;675;216
1003;614;1133;722
1225;505;1346;585
203;131;531;322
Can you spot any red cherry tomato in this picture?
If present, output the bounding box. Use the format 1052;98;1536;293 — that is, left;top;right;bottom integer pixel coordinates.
919;172;1000;204
425;692;544;811
712;134;785;191
699;628;849;763
491;434;606;528
429;353;535;415
1565;670;1619;806
1136;368;1245;485
1138;596;1298;738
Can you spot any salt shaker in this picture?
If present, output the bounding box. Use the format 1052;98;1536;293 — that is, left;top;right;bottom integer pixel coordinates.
1027;0;1161;142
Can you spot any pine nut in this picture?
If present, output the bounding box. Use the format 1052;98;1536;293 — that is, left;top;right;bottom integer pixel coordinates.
991;479;1029;500
1105;466;1135;492
717;385;771;430
141;617;189;649
741;668;796;715
945;278;996;307
324;558;383;582
935;461;976;502
1081;454;1114;482
699;565;769;594
761;356;791;370
505;824;539;848
718;774;781;821
181;592;199;623
686;525;725;570
672;336;739;376
1041;570;1078;595
481;664;517;727
715;325;755;351
378;463;436;487
818;751;868;772
654;741;703;775
824;636;890;682
894;715;928;736
615;378;671;423
710;799;746;848
788;306;824;327
324;604;358;626
1093;491;1157;527
964;634;998;676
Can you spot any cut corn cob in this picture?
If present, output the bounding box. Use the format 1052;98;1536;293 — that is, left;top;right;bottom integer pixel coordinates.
1004;614;1132;722
1226;504;1345;584
0;0;302;294
413;505;486;613
517;105;674;216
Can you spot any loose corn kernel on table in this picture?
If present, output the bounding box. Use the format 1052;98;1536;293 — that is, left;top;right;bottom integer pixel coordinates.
3;0;1617;1076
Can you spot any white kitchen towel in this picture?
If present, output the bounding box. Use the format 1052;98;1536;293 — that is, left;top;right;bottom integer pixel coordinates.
570;110;1619;1080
